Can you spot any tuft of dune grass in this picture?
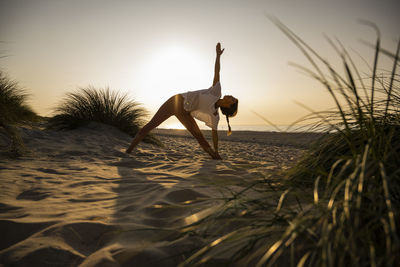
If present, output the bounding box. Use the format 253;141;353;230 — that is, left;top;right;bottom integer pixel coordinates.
0;71;38;156
178;20;400;267
0;71;37;126
48;86;161;145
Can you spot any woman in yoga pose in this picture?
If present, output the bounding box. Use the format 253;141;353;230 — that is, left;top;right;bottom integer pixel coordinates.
126;43;238;159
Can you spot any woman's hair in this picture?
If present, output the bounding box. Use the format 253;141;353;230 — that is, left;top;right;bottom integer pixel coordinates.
220;99;238;136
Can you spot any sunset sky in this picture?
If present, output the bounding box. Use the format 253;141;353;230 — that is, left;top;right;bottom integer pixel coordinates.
1;0;399;130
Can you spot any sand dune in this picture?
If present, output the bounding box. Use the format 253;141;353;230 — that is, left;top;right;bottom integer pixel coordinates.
0;123;317;266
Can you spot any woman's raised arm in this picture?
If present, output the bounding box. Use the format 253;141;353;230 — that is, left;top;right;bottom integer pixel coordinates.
213;43;224;86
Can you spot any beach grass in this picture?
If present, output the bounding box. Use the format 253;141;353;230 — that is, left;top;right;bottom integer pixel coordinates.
180;20;400;266
0;71;38;155
48;86;161;145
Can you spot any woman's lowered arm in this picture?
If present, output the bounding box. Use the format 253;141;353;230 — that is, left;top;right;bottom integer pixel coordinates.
212;129;218;152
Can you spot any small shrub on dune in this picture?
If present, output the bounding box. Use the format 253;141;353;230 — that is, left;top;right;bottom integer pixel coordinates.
0;71;38;155
49;87;160;145
180;20;400;267
0;71;37;126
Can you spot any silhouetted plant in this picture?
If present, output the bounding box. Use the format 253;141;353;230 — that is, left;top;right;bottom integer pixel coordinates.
179;20;400;267
0;71;38;155
49;86;160;145
0;71;37;126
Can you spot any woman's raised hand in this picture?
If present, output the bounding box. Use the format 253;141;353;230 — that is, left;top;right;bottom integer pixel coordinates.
216;43;224;56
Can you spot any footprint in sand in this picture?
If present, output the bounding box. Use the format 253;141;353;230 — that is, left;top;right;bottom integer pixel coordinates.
164;189;208;204
0;203;21;213
36;168;66;175
17;188;50;201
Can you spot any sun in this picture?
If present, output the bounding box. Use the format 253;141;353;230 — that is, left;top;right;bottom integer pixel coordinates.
139;44;210;102
131;43;213;129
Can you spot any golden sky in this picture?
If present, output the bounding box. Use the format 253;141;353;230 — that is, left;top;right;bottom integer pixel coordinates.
1;0;399;129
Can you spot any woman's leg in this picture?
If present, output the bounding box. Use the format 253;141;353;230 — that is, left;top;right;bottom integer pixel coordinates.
127;94;217;158
126;95;177;153
175;112;217;159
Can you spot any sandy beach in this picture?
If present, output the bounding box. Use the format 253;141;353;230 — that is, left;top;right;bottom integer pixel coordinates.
0;123;320;266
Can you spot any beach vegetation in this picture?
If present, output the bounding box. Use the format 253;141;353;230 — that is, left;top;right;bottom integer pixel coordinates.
180;20;400;266
48;86;160;145
0;71;38;155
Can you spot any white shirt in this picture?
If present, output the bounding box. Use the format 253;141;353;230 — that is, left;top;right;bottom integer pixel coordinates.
182;82;221;130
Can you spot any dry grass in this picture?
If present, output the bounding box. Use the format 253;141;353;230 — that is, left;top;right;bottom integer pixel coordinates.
48;86;161;145
178;20;400;267
0;71;38;156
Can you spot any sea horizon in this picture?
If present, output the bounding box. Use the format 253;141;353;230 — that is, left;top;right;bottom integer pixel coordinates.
158;124;314;132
